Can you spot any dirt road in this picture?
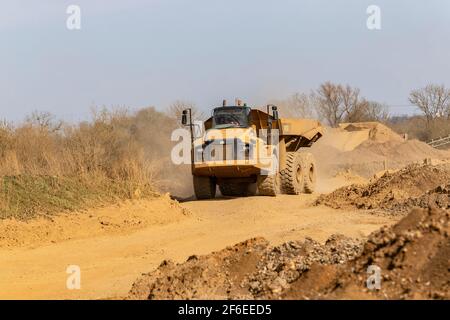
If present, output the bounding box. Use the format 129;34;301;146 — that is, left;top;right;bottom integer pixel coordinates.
0;195;395;300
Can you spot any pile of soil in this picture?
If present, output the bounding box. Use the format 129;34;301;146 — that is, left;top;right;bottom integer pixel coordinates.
284;207;449;299
317;122;404;153
316;163;450;214
343;139;450;166
312;122;450;178
389;184;450;213
128;207;449;300
127;235;363;300
339;122;404;144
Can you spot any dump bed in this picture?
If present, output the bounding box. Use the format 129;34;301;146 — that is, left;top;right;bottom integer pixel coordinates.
248;110;323;137
278;118;323;140
204;108;323;147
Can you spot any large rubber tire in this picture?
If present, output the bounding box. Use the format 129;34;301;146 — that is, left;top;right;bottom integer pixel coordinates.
280;152;304;195
193;176;216;199
219;182;257;197
257;174;280;196
299;153;317;194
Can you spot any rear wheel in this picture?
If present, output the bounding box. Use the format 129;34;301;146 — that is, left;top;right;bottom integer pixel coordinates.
193;176;216;199
257;173;280;196
299;153;316;194
280;152;304;195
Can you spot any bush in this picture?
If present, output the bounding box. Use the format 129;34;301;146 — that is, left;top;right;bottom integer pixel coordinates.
0;107;179;219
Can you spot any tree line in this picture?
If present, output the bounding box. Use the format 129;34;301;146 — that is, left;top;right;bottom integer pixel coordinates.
170;82;449;141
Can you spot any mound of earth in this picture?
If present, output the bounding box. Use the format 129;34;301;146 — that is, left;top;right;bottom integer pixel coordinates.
284;207;449;299
0;194;190;249
317;122;403;153
342;139;450;168
339;122;404;144
312;122;450;178
128;207;449;300
127;235;364;300
316;163;450;214
389;184;450;213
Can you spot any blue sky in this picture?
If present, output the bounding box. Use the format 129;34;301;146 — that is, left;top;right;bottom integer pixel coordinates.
1;0;449;122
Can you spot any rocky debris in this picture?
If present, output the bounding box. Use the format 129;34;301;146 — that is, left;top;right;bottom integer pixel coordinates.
389;184;450;213
243;235;363;298
316;163;450;215
127;235;363;300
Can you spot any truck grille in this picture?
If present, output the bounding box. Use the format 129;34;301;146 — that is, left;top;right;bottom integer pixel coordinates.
195;138;252;162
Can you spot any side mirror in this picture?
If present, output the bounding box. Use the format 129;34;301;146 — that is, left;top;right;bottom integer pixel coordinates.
181;110;188;125
272;106;279;121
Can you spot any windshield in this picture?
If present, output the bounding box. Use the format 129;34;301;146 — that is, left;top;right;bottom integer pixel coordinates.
212;107;251;129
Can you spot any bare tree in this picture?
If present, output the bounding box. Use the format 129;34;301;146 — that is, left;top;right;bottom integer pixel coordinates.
312;82;390;125
364;101;390;122
25;111;62;132
167;100;206;122
340;85;369;123
409;84;450;127
269;93;315;118
313;82;344;126
313;82;372;126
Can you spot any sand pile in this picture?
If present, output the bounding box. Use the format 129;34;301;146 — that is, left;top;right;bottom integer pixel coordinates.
316;163;450;214
311;122;450;178
346;139;450;164
339;122;404;144
318;122;403;153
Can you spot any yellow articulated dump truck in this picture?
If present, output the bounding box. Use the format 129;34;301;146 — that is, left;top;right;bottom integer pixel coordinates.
181;100;323;199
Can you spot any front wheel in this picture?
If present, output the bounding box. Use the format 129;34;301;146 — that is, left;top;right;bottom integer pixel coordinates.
257;174;280;196
280;152;304;195
193;176;216;199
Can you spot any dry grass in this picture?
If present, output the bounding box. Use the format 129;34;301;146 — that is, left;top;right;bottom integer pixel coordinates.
0;107;179;220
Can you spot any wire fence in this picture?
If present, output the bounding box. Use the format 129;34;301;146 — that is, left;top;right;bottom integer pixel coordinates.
428;135;450;148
